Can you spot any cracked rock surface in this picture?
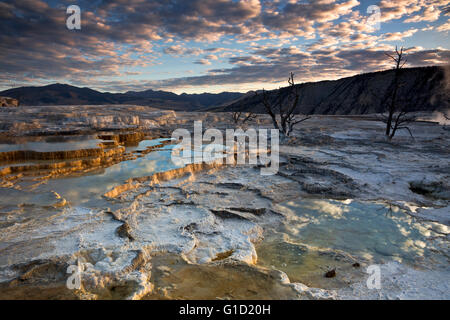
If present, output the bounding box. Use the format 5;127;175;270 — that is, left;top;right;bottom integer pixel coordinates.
0;106;448;299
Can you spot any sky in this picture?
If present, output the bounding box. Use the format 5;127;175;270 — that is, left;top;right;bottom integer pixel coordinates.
0;0;449;94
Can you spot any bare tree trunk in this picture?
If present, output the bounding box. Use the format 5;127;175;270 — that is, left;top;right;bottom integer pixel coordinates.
382;46;414;141
261;72;310;137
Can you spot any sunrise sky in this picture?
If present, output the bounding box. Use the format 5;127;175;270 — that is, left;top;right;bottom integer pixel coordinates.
0;0;449;94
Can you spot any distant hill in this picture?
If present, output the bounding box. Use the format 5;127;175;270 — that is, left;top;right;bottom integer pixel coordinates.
215;66;450;114
0;84;244;111
2;66;448;114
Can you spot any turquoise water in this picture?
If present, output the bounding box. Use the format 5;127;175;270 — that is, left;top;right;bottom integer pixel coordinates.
126;138;174;152
34;140;182;206
0;136;230;208
257;199;449;287
274;199;446;264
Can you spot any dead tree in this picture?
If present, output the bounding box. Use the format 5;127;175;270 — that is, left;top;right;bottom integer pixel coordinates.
381;46;415;141
261;72;310;137
232;111;257;125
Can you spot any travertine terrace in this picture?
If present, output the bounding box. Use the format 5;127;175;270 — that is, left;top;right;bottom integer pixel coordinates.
0;105;448;300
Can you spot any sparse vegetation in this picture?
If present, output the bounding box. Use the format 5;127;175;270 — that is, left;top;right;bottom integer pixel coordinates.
444;113;450;121
261;72;310;137
232;111;257;125
381;46;416;141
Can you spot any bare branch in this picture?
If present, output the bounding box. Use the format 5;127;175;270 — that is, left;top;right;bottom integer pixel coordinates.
291;116;311;125
400;59;407;69
382;46;413;141
385;53;397;62
242;112;257;123
261;72;310;137
232;111;242;124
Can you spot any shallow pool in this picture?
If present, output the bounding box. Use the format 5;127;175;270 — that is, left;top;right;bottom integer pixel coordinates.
257;199;449;288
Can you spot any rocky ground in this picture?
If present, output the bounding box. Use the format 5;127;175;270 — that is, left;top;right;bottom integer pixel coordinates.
0;105;448;300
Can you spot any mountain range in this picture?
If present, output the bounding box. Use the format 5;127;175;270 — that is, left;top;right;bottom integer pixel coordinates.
1;66;448;114
0;84;244;111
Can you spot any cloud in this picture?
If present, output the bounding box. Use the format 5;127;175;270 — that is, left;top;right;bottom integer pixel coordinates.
0;0;263;81
382;28;418;41
194;59;212;65
89;46;449;92
404;5;441;23
436;20;450;32
205;54;219;61
163;45;204;56
261;0;360;38
1;0;449;92
378;0;449;23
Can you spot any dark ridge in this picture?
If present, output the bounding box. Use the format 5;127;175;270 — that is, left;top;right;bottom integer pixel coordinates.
2;66;448;114
213;66;450;115
0;84;243;111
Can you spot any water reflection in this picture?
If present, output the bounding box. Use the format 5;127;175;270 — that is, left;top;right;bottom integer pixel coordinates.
38;140;182;206
257;199;449;288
